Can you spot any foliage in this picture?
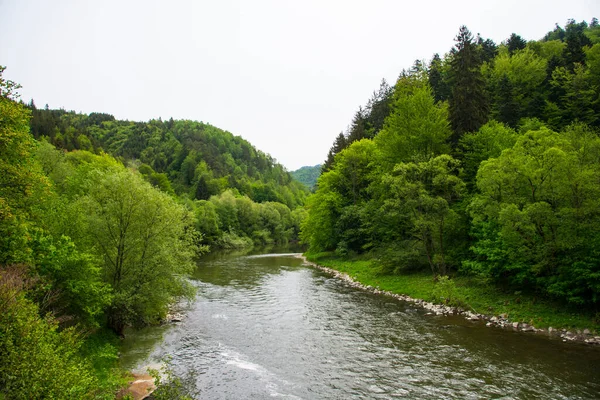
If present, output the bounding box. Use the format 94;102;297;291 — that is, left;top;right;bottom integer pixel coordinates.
0;265;100;399
0;81;49;266
376;155;466;276
306;253;599;331
448;25;489;142
467;124;600;305
27;110;309;209
290;164;321;189
432;275;456;304
44;153;200;335
310;18;600;314
148;360;200;400
375;79;451;167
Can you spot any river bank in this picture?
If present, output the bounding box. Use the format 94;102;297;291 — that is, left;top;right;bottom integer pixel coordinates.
301;253;600;345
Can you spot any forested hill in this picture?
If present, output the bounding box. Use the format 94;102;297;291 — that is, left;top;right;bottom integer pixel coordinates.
322;19;600;169
0;65;310;395
305;18;600;311
291;164;321;189
27;107;308;209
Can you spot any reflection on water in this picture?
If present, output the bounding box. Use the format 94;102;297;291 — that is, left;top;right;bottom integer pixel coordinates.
121;252;600;399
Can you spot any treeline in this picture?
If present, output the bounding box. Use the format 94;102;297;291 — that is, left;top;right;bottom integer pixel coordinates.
26;102;308;248
304;19;600;309
0;64;307;396
1;70;178;396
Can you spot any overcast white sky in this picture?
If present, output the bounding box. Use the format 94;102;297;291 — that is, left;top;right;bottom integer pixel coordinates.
1;1;598;170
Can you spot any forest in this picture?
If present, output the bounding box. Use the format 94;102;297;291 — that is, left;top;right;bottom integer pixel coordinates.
0;65;308;396
290;164;321;189
1;16;599;399
304;18;600;310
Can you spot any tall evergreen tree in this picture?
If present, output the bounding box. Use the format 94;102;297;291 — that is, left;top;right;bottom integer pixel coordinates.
448;26;489;144
428;53;451;103
478;37;498;63
322;132;347;173
494;74;520;127
506;33;527;55
563;19;592;69
347;107;369;143
543;23;566;41
365;79;393;136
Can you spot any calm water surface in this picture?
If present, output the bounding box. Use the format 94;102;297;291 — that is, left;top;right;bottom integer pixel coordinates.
120;252;600;399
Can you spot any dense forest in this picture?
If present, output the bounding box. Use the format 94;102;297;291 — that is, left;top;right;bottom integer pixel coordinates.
2;16;600;398
0;64;308;396
290;164;321;189
26;103;309;249
304;18;600;309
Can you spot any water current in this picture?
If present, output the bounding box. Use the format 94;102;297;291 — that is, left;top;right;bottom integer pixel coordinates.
120;251;600;399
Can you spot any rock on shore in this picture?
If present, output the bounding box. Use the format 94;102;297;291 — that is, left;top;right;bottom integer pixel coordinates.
300;256;599;345
117;373;156;400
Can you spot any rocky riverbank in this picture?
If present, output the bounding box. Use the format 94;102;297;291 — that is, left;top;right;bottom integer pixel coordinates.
300;256;600;345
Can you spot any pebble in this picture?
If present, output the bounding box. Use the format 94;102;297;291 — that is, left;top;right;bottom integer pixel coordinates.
299;256;598;345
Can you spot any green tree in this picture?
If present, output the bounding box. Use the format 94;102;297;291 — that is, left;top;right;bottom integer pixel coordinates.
486;47;547;121
378;155;466;276
468;125;600;305
428;53;451;103
0;67;50;265
563;19;592;69
448;26;489;142
62;161;199;335
0;265;100;399
375;80;451;168
458;120;518;189
322;132;347;173
506;33;527;55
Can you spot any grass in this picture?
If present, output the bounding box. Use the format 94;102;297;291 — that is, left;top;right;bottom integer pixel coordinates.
306;252;599;333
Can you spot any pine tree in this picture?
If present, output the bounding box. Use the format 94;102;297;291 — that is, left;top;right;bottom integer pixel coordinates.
365;79;393;136
478;37;498;63
347;107;368;143
428;53;450;103
322;132;347;173
448;26;489;144
563;19;591;69
494;74;520;127
506;33;527;55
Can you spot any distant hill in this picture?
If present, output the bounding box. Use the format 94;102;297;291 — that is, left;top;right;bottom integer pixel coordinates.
291;164;321;189
27;107;308;208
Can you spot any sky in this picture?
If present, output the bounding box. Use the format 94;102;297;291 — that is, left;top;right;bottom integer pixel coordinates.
0;1;598;170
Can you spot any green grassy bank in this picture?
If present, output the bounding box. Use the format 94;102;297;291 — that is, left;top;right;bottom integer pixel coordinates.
305;252;599;333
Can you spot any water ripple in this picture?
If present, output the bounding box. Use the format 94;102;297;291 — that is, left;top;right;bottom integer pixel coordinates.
123;253;600;399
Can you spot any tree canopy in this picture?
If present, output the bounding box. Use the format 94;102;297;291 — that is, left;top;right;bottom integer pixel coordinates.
309;18;600;309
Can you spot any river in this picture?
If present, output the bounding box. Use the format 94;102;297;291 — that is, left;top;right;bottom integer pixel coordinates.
120;251;600;399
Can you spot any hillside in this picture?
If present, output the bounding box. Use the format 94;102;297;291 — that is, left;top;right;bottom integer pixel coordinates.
291;164;321;189
28;107;308;209
306;18;600;317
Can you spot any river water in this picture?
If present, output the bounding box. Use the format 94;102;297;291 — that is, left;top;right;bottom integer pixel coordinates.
120;252;600;399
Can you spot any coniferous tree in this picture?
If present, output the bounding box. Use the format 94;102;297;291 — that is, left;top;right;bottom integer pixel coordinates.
563;19;592;69
494;74;520;127
347;107;368;143
506;33;527;55
478;37;498;63
428;53;451;103
322;132;347;173
543;23;566;41
448;26;489;144
365;79;393;136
